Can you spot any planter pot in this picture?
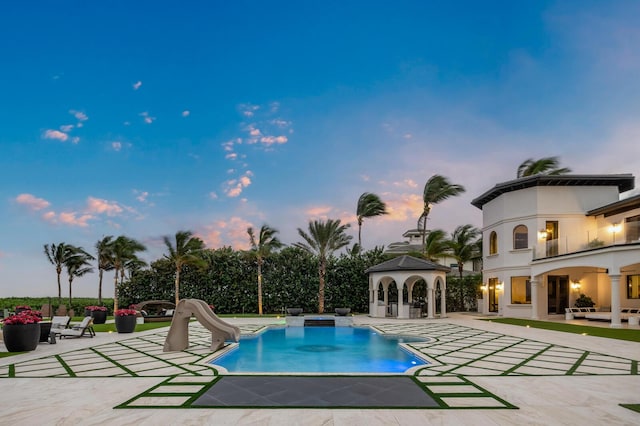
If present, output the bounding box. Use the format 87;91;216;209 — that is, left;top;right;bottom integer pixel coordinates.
2;323;41;352
335;308;351;316
90;310;107;324
115;315;137;333
287;308;303;316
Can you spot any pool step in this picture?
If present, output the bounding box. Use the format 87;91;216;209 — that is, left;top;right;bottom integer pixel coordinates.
304;318;335;327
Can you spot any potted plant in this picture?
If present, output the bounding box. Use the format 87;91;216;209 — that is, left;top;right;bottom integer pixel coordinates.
114;309;138;333
2;310;42;352
85;306;108;324
575;294;595;308
14;305;31;314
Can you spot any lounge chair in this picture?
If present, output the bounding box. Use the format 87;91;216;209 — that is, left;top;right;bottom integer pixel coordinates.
58;316;95;338
51;316;71;331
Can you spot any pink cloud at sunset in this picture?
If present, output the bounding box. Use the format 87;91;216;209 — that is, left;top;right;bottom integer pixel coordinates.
15;193;50;211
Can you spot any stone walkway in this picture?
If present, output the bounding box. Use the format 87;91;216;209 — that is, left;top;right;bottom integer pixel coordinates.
1;315;639;424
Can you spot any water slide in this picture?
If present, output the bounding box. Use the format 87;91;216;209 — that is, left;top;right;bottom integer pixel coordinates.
163;298;241;352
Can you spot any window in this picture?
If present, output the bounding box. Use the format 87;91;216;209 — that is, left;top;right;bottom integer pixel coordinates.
511;277;531;304
489;231;498;255
626;215;640;242
628;275;640;299
513;225;528;249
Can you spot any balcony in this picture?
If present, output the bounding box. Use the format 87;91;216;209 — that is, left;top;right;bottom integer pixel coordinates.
532;222;640;260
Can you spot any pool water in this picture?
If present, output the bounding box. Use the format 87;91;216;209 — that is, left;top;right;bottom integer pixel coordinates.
209;326;429;373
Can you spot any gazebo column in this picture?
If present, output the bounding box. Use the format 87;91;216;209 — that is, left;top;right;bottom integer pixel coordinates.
384;285;389;317
427;280;435;319
530;279;539;320
440;282;447;318
370;281;377;317
609;274;622;328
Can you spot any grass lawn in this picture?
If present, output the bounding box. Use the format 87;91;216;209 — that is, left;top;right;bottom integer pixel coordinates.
484;318;640;343
92;321;172;333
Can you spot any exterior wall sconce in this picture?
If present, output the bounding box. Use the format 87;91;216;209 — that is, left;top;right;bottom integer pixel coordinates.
480;284;488;292
570;281;581;291
496;281;504;291
538;230;548;240
610;223;621;244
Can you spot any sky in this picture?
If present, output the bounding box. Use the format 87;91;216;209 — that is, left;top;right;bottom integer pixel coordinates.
1;1;640;298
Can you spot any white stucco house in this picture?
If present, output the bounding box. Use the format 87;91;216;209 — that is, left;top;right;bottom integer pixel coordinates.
472;173;640;327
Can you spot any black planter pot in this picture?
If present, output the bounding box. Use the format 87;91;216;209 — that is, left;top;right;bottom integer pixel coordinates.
3;323;41;352
115;315;137;333
335;308;351;316
90;310;107;324
287;308;303;316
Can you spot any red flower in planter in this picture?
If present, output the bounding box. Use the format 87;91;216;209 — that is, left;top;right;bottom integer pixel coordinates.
114;309;138;316
86;306;108;312
2;311;43;325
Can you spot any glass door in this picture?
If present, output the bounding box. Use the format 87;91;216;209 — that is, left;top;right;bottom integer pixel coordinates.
488;278;499;313
547;275;569;314
545;221;559;256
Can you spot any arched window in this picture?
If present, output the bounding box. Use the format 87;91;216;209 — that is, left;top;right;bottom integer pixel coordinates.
489;231;498;255
513;225;528;249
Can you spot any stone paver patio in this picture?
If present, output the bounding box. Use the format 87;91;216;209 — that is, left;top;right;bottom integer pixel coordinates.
1;314;639;424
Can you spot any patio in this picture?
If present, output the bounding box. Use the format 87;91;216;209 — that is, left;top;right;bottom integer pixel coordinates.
0;314;638;424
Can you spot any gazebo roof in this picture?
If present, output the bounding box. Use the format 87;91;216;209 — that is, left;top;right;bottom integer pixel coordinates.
365;255;451;274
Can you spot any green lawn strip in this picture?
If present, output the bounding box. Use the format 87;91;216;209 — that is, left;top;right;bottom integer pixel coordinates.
54;354;77;377
89;345;140;377
0;351;25;358
620;404;640;414
91;321;171;333
566;351;590;375
416;376;518;409
501;344;555;375
482;318;640;343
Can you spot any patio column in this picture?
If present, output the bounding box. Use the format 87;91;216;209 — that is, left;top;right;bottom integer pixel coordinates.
530;279;539;320
609;274;622;328
427;279;435;319
440;281;447;318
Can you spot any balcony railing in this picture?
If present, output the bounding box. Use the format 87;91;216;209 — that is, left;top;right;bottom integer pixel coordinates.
532;222;640;260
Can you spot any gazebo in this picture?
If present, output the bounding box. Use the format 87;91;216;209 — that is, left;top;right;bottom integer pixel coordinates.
366;255;450;319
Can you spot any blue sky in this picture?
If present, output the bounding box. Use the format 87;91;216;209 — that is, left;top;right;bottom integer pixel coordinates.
2;1;640;298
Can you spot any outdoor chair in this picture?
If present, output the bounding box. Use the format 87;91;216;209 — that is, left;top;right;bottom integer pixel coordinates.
58;316;95;338
51;316;71;331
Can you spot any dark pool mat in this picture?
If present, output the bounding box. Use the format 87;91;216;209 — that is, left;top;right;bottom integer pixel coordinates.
193;376;438;407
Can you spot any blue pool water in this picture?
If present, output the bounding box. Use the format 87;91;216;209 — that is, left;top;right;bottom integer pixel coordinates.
210;326;429;373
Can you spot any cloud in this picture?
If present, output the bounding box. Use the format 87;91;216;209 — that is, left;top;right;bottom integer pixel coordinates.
225;153;237;160
270;119;291;128
224;171;253;198
112;142;122;151
42;211;56;222
381;193;423;222
133;81;142;90
393;179;419;188
15;193;50;211
203;217;253;249
259;135;288;146
58;212;93;227
135;191;148;203
139;111;156;124
239;103;260;117
60;124;74;132
43;129;68;142
71;137;80;144
305;206;333;219
69;110;88;122
86;197;124;216
182;110;190;117
209;192;218;200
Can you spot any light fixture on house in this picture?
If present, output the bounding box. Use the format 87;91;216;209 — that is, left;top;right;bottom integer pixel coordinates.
610;223;621;244
481;284;488;292
570;281;581;291
538;230;548;240
496;281;504;291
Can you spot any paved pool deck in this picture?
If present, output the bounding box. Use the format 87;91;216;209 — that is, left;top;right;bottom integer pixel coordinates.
1;313;639;425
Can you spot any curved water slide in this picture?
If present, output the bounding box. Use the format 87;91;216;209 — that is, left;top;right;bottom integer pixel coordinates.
163;298;241;352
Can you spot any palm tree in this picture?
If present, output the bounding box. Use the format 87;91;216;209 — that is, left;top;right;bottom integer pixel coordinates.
295;219;352;313
448;224;480;311
163;230;207;306
95;236;114;305
419;175;465;253
356;192;388;248
422;229;450;262
248;224;283;315
44;242;76;304
517;156;571;178
65;248;95;307
111;235;147;313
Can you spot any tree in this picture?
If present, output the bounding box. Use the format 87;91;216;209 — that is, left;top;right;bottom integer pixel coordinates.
422;229;450;262
44;242;76;304
65;248;95;306
448;224;480;311
419;175;465;253
163;230;207;306
111;235;147;313
295;219;352;313
95;236;114;305
356;192;388;248
517;156;571;178
248;224;283;315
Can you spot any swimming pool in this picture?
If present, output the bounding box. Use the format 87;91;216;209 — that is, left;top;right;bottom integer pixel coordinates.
209;326;430;373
